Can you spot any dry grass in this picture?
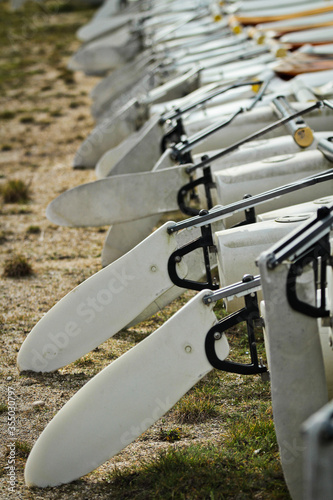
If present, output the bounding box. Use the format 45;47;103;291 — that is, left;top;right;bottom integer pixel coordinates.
2;253;34;278
0;179;31;203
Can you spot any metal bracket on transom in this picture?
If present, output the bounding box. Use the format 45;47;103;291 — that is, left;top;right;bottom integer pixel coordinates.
286;232;332;319
160;118;187;154
204;274;267;376
173;100;329;218
177;157;216;216
160;77;273;160
262;204;333;320
168;211;218;292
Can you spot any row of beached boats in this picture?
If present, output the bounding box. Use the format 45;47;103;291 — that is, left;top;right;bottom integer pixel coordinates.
18;1;333;498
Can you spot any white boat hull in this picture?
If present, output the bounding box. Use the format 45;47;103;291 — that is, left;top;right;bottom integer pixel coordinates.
258;255;328;500
215;149;333;227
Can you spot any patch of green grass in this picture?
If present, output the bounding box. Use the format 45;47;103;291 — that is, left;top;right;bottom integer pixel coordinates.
159;427;182;442
0;403;8;413
41;84;53;91
73;356;95;368
14;440;31;459
58;68;75;85
37;119;52;127
4;206;32;215
49;109;63;118
20;115;35;124
0;110;16;120
0;179;30;203
27;225;41;234
45;0;95;14
227;411;277;455
3;253;33;278
54;92;69;98
173;390;219;424
107;435;287;500
69;101;84;109
0;230;7;244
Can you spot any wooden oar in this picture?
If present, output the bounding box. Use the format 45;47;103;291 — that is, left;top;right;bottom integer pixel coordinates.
231;4;333;26
230;0;326;11
274;52;333;78
250;12;333;38
280;27;333;48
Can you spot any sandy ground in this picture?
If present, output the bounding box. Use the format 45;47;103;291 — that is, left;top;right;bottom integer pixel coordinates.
0;10;216;498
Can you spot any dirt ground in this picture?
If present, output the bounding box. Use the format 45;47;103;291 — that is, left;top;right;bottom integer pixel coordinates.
0;53;230;496
0;6;221;499
0;4;133;497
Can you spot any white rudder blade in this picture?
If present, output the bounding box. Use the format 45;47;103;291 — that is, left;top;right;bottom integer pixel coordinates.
24;290;229;487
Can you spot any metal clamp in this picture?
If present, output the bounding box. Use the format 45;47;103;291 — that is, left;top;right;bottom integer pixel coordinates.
287;236;331;319
167;219;218;292
160;118;186;153
205;276;267;375
177;162;215;216
230;194;256;227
